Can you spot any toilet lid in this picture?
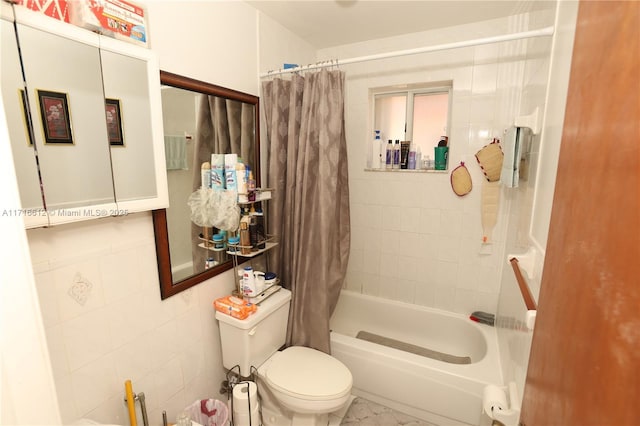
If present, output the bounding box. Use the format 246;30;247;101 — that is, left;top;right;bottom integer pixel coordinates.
264;346;352;400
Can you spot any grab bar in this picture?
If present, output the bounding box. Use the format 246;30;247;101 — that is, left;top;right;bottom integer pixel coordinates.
509;257;537;330
509;257;537;310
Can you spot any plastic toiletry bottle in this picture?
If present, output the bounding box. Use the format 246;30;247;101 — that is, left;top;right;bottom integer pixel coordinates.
212;233;224;250
210;154;225;190
254;206;266;249
228;235;240;253
239;220;251;255
400;140;410;169
249;214;258;251
242;266;256;297
248;170;256;191
254;271;265;293
224;153;237;191
385;140;393;169
372;130;382;169
201;162;211;189
408;149;416;169
236;160;247;195
416;146;422;169
393;140;401;169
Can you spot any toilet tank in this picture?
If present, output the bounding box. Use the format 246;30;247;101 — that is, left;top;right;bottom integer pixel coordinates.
215;288;291;377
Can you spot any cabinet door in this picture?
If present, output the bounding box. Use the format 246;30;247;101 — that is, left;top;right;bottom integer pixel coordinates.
100;45;157;204
16;22;116;218
100;37;168;212
0;18;48;227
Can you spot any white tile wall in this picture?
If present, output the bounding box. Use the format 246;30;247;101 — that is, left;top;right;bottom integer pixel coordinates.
318;14;536;315
27;213;235;425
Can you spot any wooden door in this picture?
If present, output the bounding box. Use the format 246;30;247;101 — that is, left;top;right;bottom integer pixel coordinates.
520;1;639;425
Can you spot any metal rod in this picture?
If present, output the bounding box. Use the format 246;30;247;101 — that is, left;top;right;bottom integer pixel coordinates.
260;26;554;77
137;392;149;426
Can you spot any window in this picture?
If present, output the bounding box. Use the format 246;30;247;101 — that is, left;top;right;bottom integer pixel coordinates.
372;82;452;169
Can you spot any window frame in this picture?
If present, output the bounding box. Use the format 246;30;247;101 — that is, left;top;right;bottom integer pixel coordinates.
371;81;453;170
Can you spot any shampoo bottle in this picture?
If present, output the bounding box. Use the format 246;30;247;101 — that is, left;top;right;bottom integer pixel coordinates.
385;140;393;169
393;140;401;169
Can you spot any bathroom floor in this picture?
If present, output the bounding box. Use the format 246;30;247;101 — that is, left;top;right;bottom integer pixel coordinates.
337;397;438;426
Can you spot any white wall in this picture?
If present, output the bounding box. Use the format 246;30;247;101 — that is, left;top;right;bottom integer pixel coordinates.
495;0;578;403
0;91;61;426
24;2;265;425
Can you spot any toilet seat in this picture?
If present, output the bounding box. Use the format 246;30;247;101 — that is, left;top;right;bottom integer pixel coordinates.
262;346;352;402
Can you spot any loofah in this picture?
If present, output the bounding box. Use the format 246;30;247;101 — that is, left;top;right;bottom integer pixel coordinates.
450;162;472;196
475;138;504;182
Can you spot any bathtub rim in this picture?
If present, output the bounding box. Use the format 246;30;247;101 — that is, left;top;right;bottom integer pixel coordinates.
330;289;503;384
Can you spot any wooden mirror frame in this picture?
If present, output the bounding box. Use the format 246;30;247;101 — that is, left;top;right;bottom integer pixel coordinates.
152;70;260;299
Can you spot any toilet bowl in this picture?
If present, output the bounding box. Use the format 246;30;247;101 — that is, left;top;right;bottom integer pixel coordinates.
258;346;352;414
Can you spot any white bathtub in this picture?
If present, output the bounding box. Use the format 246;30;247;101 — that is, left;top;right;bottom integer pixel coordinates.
329;290;502;426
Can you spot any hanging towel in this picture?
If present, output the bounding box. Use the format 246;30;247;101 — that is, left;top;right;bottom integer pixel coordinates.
500;127;523;188
164;135;188;170
481;181;501;244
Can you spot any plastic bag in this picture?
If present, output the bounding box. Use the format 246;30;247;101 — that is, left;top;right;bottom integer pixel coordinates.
184;399;229;426
187;187;240;232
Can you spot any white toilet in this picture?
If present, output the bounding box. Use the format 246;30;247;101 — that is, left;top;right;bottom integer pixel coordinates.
215;288;352;426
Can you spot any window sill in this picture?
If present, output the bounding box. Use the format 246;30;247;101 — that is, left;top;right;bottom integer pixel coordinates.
364;168;448;173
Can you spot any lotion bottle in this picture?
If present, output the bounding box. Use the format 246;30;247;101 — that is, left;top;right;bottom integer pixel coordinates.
242;266;256;297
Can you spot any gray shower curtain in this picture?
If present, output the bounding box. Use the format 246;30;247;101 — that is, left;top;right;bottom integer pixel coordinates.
262;69;350;354
191;95;255;270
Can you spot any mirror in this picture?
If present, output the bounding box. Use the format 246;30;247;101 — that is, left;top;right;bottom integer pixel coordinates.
101;47;158;203
0;18;43;216
16;22;115;211
153;71;260;299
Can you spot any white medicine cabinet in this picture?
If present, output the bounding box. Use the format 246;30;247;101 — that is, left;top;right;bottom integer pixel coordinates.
0;4;168;228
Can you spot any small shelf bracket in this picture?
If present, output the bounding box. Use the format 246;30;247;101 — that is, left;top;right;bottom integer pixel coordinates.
514;107;540;135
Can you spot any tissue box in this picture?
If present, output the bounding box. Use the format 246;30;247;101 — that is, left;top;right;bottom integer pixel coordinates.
69;0;148;47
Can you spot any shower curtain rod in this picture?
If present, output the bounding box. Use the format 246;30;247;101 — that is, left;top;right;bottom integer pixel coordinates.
260;26;554;78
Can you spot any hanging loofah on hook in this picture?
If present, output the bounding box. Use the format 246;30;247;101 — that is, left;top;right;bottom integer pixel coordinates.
475;138;503;182
187;187;240;232
451;162;473;196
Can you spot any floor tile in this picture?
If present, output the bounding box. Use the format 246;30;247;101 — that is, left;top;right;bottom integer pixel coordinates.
340;397;438;426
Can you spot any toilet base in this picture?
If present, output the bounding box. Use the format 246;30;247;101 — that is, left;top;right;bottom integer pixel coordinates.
258;379;332;426
291;412;328;426
261;404;329;426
